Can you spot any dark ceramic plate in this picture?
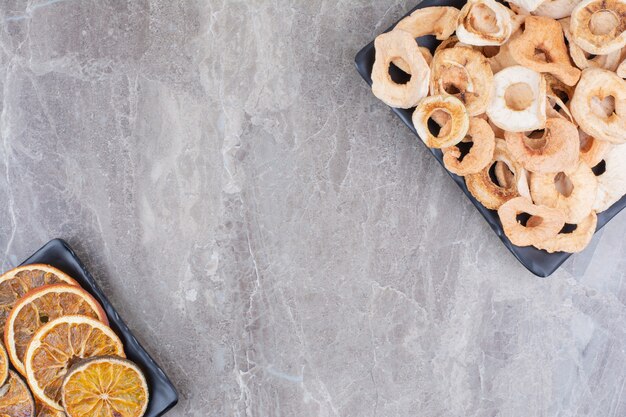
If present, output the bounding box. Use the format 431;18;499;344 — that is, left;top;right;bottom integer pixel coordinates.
354;0;626;277
19;239;178;416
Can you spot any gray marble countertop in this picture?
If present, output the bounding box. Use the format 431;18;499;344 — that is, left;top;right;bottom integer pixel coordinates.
1;1;625;416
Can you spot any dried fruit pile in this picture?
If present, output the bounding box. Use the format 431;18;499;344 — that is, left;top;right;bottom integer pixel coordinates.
371;0;626;253
0;265;148;417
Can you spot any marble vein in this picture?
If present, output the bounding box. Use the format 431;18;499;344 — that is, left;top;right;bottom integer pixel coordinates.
0;1;624;416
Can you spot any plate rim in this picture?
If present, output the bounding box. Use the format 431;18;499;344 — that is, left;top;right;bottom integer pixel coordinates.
19;238;179;417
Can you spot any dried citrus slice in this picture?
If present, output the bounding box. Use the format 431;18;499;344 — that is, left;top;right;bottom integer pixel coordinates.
0;265;78;330
5;284;109;376
36;400;66;417
62;357;148;417
24;316;125;411
0;370;35;417
0;342;8;387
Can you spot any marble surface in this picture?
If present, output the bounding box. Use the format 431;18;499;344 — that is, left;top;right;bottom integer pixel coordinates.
0;0;625;416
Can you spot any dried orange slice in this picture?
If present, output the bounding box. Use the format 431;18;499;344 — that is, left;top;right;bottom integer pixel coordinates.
5;284;109;376
36;400;66;417
0;342;8;387
62;357;148;417
24;316;125;411
0;370;35;417
0;265;78;330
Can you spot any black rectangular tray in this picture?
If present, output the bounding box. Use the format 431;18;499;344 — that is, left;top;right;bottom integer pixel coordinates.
19;239;178;416
354;0;626;277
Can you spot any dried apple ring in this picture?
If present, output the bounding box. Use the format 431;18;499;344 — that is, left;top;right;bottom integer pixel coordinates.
593;143;626;212
466;140;523;209
429;109;453;128
517;168;533;199
456;0;513;46
394;7;460;40
391;7;458;74
617;58;626;78
371;30;430;109
412;95;469;148
560;18;623;71
482;19;527;73
443;117;496;175
486;65;547;132
419;47;433;66
487;43;521;73
434;36;469;54
392;47;433;73
544;73;574;98
506;2;531;15
507;0;545;13
571;68;626;144
430;47;493;116
579;130;613;167
494;160;515;188
570;0;626;55
534;0;580;19
587;50;622;72
509;16;581;86
544;74;575;123
497;197;566;246
487;117;506;138
530;161;598;223
546;94;575;123
504;118;579;173
534;212;597;253
494;161;532;199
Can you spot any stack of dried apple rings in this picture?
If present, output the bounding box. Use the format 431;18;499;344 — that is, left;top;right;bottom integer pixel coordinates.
370;0;626;253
